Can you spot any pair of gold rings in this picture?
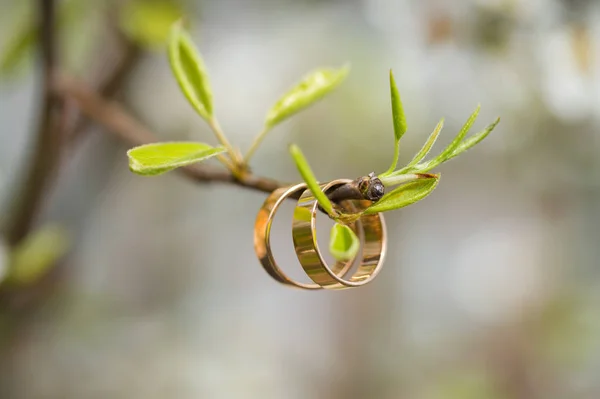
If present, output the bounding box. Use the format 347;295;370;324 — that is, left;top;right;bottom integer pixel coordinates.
254;179;387;290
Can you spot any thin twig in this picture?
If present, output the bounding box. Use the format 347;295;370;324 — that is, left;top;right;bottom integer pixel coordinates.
53;76;379;202
244;126;270;164
4;0;63;245
54;75;287;195
207;117;242;170
68;27;143;144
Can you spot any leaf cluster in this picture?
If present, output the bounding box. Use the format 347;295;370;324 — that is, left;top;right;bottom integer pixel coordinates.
123;23;499;262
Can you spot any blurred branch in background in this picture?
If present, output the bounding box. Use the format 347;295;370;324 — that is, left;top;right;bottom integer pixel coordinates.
55;75;288;195
0;0;144;308
4;0;62;246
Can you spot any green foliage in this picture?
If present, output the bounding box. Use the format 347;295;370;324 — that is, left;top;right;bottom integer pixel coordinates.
389;70;407;142
265;66;349;129
382;104;499;179
0;0;94;78
129;21;497;222
120;0;183;49
127;142;225;176
420;105;481;171
244;65;350;162
445;118;500;161
289;144;336;217
364;177;439;214
0;9;36;77
404;118;444;169
329;223;359;261
168;22;214;121
0;27;35;76
7;225;70;285
383;69;407;174
427;371;505;399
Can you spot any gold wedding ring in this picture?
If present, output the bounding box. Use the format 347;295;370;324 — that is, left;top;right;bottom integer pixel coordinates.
254;179;387;290
293;179;387;289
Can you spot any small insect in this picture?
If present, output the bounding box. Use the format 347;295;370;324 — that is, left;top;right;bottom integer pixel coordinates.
358;172;385;201
327;172;385;205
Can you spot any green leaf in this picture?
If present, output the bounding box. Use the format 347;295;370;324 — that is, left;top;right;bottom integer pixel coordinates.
405;118;445;169
168;22;214;121
289;144;336;217
266;65;349;128
0;19;36;77
7;225;70;285
364;176;439;214
1;0;89;78
427;105;480;169
383;69;408;175
329;223;360;261
446;117;500;161
120;0;183;49
127;142;226;176
389;69;407;142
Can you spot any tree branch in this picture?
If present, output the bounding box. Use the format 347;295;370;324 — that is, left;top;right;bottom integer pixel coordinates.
53;75;288;195
68;29;143;144
53;75;385;203
4;0;63;245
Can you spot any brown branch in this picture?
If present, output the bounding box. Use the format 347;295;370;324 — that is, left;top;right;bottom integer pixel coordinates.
68;32;143;144
53;75;287;195
53;75;385;203
4;0;63;246
0;2;145;318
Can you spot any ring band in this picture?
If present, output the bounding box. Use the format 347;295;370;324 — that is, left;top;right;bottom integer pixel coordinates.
254;180;387;290
292;179;387;289
254;183;356;289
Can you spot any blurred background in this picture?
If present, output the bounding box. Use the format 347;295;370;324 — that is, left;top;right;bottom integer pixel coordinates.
1;0;600;397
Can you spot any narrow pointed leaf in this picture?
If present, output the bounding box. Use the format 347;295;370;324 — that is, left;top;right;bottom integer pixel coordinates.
383;69;407;175
266;66;349;128
168;22;213;121
127;142;226;176
447;117;500;160
289;144;335;217
431;105;480;165
364;176;439;214
405;118;444;169
389;69;407;141
329;223;360;261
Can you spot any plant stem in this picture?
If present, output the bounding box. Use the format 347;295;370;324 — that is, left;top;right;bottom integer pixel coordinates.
243;126;270;164
54;76;285;194
383;139;400;176
55;76;376;203
207;117;241;170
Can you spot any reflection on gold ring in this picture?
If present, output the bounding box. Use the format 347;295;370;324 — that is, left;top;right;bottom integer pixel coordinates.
254;179;387;290
292;179;387;290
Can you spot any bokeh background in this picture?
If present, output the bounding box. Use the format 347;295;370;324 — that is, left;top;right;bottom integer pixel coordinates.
1;0;600;398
